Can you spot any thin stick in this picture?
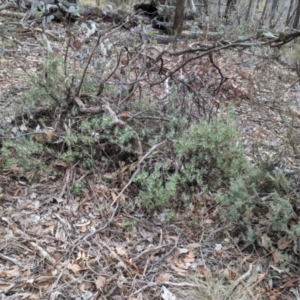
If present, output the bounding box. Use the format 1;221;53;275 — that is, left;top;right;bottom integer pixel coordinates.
111;140;167;206
278;77;300;98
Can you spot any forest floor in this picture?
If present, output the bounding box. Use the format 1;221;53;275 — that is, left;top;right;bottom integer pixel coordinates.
1;6;300;300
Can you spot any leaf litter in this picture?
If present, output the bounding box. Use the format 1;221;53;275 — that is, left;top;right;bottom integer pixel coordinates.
1;12;300;300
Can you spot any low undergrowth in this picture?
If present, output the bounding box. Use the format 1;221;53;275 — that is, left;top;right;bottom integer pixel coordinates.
1;24;300;276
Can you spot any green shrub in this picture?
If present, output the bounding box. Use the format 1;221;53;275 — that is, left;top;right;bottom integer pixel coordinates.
1;55;139;180
134;110;300;258
1;138;46;177
175;114;250;189
135;112;250;210
70;180;85;196
215;166;299;247
135;163;179;210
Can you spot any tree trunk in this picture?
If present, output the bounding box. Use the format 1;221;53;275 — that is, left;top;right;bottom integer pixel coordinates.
272;0;289;30
245;0;258;22
188;0;196;13
286;0;295;26
260;0;271;22
218;0;222;18
271;0;279;11
224;0;237;18
293;0;300;28
270;0;279;23
173;0;185;35
202;0;208;15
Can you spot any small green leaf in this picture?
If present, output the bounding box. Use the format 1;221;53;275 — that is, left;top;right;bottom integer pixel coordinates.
279;32;285;41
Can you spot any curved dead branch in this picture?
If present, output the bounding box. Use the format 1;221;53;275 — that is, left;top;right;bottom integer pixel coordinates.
74;97;143;158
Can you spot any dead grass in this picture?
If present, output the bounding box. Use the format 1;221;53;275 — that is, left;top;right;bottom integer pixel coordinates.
177;274;263;300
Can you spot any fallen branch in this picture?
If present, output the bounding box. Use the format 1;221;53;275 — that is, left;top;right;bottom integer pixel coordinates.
102;104;143;158
229;264;252;293
0;2;17;11
73;98;143;158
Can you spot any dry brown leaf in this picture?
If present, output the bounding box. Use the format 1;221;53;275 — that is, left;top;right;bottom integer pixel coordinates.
111;296;123;300
79;281;93;292
277;236;293;250
111;192;117;202
78;193;91;208
34;281;51;291
129;293;143;300
34;129;54;144
73;39;82;51
167;236;178;241
74;220;91;233
119;192;126;202
121;257;140;275
54;160;68;168
245;210;253;220
183;251;195;264
197;265;210;280
115;221;124;228
115;245;127;257
203;219;214;224
52;252;63;261
0;280;15;292
156;273;173;283
261;234;270;249
95;275;106;289
259;218;270;226
67;263;86;274
187;209;194;216
223;268;237;282
172;248;188;261
272;250;280;265
76;251;86;261
103;173;118;181
236;284;244;292
0;267;20;278
35;275;55;284
19;293;40;299
186;243;201;251
121;59;128;66
169;263;187;276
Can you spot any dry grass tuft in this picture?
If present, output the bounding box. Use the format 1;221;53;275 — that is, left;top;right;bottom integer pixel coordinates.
177;274;263;300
